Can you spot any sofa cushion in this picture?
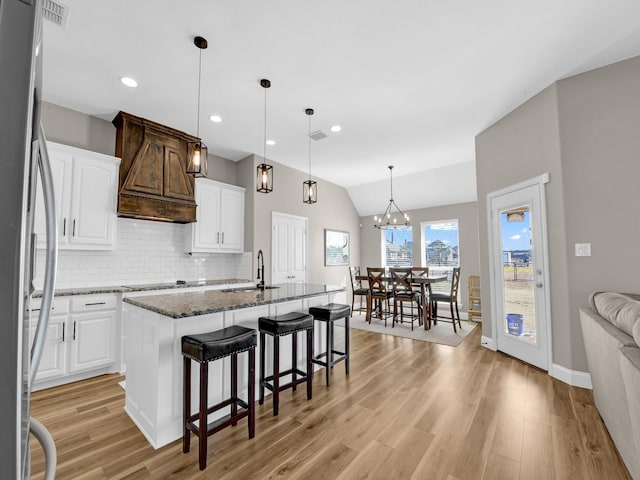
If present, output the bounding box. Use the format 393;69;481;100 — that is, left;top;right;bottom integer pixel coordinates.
589;291;640;338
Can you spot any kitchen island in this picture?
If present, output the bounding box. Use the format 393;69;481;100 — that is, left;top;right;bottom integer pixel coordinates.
122;283;345;448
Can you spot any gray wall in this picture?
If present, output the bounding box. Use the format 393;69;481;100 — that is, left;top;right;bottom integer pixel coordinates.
475;55;640;373
359;201;481;312
238;155;361;294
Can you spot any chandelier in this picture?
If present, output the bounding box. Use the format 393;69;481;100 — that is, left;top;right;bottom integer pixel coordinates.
373;165;410;229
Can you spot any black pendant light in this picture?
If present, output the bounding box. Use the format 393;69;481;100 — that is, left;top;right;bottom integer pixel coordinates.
186;36;208;177
303;108;317;204
373;166;411;229
256;78;273;193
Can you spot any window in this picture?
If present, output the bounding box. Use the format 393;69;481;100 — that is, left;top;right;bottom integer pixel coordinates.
383;228;413;267
422;220;459;268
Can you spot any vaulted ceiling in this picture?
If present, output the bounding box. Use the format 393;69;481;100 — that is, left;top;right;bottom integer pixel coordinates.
42;1;640;215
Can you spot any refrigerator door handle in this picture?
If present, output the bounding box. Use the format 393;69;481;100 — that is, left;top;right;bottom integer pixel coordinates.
30;124;58;386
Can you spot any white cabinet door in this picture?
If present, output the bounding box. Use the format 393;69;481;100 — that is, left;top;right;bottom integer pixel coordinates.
185;178;245;253
69;155;118;247
191;180;221;251
272;212;307;283
219;188;244;252
30;317;67;381
68;310;117;373
34;150;72;248
34;142;120;250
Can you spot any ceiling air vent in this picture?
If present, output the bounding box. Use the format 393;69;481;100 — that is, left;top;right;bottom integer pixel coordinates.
42;0;69;28
309;130;327;141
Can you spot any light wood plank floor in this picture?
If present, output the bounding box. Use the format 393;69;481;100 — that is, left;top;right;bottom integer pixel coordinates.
30;324;631;479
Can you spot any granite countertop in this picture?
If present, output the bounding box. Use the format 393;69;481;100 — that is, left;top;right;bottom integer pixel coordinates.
122;283;346;318
34;279;252;298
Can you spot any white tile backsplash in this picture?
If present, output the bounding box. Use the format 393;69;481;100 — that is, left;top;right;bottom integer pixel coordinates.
34;218;252;289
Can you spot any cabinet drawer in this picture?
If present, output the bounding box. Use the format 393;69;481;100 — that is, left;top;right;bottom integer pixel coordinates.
29;296;70;314
71;294;118;312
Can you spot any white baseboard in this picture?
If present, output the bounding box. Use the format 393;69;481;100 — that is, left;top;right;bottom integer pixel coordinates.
550;363;592;389
481;335;496;350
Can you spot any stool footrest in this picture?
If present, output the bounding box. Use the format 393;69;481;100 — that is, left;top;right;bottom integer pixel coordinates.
312;352;346;368
263;368;310;393
186;408;251;439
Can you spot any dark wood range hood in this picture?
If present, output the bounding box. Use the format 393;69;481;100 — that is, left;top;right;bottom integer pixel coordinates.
113;111;198;223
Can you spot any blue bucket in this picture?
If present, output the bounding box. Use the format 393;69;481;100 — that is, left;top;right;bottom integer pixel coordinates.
506;313;524;336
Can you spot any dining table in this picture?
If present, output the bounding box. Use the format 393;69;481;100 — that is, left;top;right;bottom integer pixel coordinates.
356;273;448;330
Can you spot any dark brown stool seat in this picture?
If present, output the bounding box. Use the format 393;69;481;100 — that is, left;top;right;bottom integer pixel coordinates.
258;311;314;416
182;325;257;470
309;303;351;385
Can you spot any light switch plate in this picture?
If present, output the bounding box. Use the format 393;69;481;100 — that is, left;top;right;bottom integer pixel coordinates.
575;243;591;257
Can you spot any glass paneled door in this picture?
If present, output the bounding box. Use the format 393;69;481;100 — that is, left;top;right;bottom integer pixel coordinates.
488;176;550;370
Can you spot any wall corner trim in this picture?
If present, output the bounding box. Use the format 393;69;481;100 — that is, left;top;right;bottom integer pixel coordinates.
481;335;497;350
550;363;592;389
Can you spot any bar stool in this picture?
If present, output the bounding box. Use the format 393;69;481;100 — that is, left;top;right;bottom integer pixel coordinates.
309;303;351;386
259;311;314;416
181;325;257;471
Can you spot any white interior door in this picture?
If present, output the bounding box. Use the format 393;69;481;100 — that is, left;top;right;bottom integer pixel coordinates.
488;174;551;370
272;212;307;284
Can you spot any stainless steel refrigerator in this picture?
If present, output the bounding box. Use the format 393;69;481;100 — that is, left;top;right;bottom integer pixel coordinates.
1;0;58;478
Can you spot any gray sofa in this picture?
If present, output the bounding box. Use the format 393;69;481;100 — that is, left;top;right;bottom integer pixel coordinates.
580;292;640;479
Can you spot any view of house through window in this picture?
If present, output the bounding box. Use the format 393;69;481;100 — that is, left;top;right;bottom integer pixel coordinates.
422;220;459;271
383;228;413;266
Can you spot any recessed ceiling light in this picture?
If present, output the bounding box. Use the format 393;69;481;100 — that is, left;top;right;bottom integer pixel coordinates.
209;115;222;123
330;125;342;133
120;77;138;88
266;139;276;146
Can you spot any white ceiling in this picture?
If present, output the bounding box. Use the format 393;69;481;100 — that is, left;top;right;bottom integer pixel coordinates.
42;1;640;216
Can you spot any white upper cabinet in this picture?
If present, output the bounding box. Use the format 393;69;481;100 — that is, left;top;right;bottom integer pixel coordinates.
185;178;245;253
34;142;120;250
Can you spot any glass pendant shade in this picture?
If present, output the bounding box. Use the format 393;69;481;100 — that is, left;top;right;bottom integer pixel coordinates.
373;165;411;229
187;35;208;178
257;78;274;193
256;162;273;193
187;140;208;177
303;107;317;204
303;179;317;204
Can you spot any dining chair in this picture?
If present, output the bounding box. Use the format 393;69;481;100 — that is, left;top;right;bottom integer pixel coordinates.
468;275;481;322
430;267;462;332
366;267;392;326
390;267;422;330
349;266;369;316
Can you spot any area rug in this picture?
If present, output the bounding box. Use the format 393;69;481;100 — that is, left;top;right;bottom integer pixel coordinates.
349;313;478;347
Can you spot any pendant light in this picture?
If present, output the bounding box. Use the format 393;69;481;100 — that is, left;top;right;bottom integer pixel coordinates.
373;166;411;229
256;78;273;193
186;36;208;177
303;108;317;204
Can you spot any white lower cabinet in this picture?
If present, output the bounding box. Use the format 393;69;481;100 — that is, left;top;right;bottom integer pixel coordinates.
30;293;119;390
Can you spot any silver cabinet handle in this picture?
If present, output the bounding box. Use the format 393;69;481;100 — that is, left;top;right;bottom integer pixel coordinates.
221;232;224;244
62;322;65;342
63;218;66;236
536;282;543;288
73;321;77;341
85;302;106;306
217;232;220;243
72;219;76;237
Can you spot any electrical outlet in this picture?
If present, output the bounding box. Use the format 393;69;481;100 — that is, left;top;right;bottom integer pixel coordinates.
575;243;591;257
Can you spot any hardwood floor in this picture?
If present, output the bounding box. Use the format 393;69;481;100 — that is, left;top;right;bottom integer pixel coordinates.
29;324;631;479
